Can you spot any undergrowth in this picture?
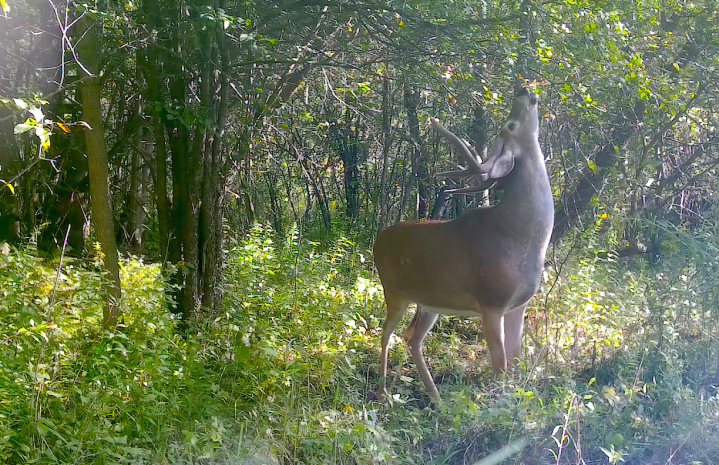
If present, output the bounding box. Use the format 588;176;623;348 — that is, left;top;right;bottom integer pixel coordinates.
0;225;718;464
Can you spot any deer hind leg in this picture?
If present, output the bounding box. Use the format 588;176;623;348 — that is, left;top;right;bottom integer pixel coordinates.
404;307;440;400
378;295;409;399
504;303;528;367
482;310;507;373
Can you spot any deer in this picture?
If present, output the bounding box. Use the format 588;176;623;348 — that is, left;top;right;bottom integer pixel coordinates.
374;88;553;401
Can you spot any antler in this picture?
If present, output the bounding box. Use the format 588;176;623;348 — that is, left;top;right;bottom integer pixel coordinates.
430;117;492;194
430;118;484;175
444;178;496;195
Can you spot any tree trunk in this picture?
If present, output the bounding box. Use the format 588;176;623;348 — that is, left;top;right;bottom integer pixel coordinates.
339;111;360;221
76;12;122;327
430;187;449;220
396;144;412;223
265;170;283;233
127;128;149;253
303;181;313;225
162;3;202;321
0;105;20;243
377;74;394;231
199;99;227;312
142;0;171;261
299;155;331;234
239;172;255;232
404;81;430;219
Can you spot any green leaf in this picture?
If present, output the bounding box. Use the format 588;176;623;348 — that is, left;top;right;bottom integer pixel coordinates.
36;422;48;437
13;98;27;109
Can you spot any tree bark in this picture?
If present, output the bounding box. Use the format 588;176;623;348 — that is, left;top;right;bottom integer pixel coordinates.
404;81;430;220
339;109;360;221
142;0;171;261
76;11;123;327
0;105;20;243
377;74;394;231
128;135;142;250
396;144;412;223
265;170;284;233
199;0;231;312
127;127;149;253
430;187;449;220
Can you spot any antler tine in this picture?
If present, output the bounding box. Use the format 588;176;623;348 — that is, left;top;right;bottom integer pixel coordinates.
437;158;490;180
462;139;482;162
436;169;474;179
430;118;484;174
445;178;496;195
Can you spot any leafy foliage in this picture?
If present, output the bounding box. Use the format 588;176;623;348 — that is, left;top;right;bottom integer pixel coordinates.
2;224;718;463
1;0;718;462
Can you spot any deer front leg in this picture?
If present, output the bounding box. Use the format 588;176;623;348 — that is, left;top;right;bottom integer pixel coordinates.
482;309;507;373
503;303;528;367
404;307;440;400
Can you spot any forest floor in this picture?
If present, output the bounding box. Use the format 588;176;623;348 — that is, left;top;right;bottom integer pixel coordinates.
1;226;718;464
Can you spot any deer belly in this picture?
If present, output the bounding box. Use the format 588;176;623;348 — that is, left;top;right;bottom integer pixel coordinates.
472;266;540;311
421;306;483;317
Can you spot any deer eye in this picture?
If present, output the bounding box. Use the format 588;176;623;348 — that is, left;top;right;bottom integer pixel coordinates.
507;122;517;131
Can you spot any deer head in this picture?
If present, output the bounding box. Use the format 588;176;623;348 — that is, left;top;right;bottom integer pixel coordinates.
431;88;540;194
374;89;552;401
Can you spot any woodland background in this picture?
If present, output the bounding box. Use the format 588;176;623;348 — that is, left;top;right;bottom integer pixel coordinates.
0;0;718;463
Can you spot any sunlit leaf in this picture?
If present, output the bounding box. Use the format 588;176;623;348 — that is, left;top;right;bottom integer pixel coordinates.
14;123;33;134
587;159;597;173
29;107;44;122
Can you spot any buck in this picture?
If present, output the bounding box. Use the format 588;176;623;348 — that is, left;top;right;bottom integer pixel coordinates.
374;89;553;400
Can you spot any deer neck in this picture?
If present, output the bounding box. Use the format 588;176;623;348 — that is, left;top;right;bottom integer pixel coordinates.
495;145;554;235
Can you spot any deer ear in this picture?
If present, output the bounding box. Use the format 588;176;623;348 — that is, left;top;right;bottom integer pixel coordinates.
480;137;515;179
488;151;515;179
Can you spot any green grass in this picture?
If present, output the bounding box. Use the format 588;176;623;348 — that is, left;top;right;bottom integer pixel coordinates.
1;226;717;464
